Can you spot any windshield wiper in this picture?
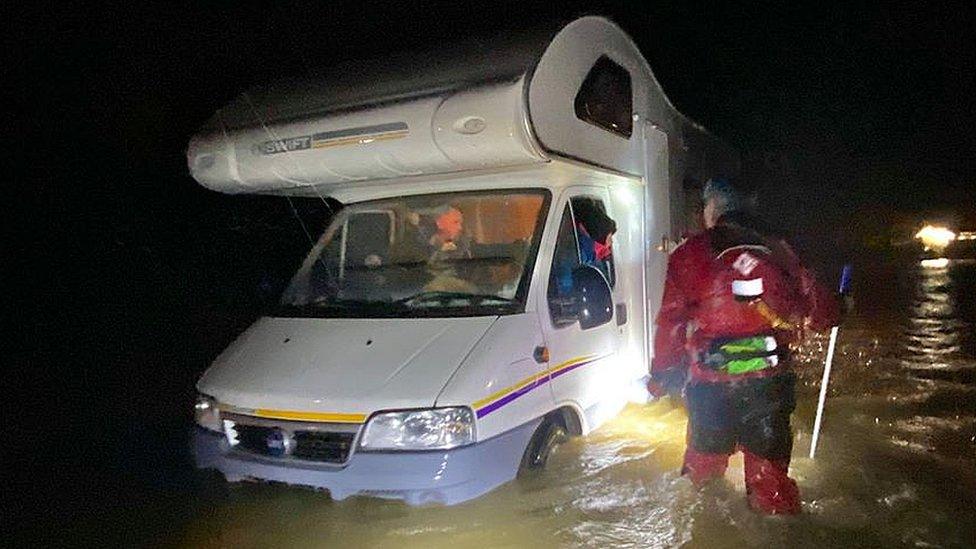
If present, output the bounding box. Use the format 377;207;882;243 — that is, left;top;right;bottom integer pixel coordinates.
392;291;515;307
279;297;399;313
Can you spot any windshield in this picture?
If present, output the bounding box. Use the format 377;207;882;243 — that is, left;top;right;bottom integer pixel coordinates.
278;190;550;317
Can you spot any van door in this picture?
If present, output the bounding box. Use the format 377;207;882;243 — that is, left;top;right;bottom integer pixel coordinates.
539;187;620;427
641;123;672;360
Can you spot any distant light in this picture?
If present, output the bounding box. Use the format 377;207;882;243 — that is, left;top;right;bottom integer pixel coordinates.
920;258;950;269
957;231;976;241
915;225;956;250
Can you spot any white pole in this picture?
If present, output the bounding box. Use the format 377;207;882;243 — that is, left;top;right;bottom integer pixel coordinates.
809;325;839;459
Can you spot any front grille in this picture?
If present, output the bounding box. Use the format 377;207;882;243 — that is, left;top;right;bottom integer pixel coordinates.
230;422;357;464
236;424;274;454
291;431;355;462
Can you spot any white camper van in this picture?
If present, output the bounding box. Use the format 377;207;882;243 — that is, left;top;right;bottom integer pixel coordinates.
188;16;737;505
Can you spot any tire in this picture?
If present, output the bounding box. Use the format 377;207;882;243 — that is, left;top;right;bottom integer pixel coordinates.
518;417;568;476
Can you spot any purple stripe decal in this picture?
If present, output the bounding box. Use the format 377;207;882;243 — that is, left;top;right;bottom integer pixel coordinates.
475;357;604;418
548;358;596;380
476;376;546;418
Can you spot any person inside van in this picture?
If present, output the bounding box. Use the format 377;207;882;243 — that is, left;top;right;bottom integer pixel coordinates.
573;200;617;283
423;206;477;292
552;202;617;296
428;207;471;260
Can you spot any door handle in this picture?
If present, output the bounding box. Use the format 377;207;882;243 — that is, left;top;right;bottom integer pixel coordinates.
655;234;671;253
615;303;627;326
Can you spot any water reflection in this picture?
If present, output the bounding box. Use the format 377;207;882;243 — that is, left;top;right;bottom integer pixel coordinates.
901;260;965;370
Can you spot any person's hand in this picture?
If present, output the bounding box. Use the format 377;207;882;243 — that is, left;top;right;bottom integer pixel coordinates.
646;378;669;399
647;369;686;399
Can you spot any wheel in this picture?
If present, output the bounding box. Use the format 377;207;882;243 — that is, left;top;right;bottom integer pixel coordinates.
518;417;568;476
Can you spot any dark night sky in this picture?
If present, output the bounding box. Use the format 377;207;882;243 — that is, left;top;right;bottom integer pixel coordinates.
13;1;974;316
12;4;976;362
16;1;976;204
8;1;976;536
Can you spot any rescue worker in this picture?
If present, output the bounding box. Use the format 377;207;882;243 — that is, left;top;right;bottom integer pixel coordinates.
648;178;838;514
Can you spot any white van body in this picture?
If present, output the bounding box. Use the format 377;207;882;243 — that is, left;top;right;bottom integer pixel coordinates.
188;16;737;505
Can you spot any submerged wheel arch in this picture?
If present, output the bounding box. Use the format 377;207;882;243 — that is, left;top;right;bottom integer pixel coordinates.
552;404;584;436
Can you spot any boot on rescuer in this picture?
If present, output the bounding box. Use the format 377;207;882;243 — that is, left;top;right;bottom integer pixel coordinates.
648;178;839;515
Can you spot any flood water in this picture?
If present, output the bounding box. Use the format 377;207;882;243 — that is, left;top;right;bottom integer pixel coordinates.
103;259;976;547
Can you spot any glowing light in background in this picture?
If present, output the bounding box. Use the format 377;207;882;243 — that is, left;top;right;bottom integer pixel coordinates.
920;258;950;269
915;225;956;251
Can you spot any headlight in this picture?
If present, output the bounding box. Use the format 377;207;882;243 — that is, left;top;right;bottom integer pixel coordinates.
194;394;222;432
359;407;475;451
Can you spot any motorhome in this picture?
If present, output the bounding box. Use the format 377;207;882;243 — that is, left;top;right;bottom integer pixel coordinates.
188;16;737;505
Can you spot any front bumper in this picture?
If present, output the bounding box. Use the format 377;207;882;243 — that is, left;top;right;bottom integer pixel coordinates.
192;417;540;505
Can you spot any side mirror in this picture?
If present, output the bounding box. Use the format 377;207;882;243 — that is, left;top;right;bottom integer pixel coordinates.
572;266;613;330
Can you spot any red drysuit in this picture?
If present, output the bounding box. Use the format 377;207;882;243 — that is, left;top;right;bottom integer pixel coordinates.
651;213;838;514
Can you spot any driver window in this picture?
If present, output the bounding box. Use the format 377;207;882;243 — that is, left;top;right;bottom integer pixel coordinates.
570;197;616;288
547;196;619;326
547;205;582;326
548;205;581;300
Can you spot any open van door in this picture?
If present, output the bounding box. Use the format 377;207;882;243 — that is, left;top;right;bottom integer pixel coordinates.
642;122;671;359
540;187;620;425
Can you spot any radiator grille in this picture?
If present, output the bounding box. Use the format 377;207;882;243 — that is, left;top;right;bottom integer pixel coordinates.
229;420;357;464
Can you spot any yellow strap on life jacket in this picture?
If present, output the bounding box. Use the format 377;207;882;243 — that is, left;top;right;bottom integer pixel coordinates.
751;299;797;330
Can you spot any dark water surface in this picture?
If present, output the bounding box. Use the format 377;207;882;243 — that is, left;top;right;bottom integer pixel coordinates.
53;259;976;548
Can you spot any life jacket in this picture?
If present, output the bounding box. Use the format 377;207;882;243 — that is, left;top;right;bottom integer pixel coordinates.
692;219;802;375
652;212;838;382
